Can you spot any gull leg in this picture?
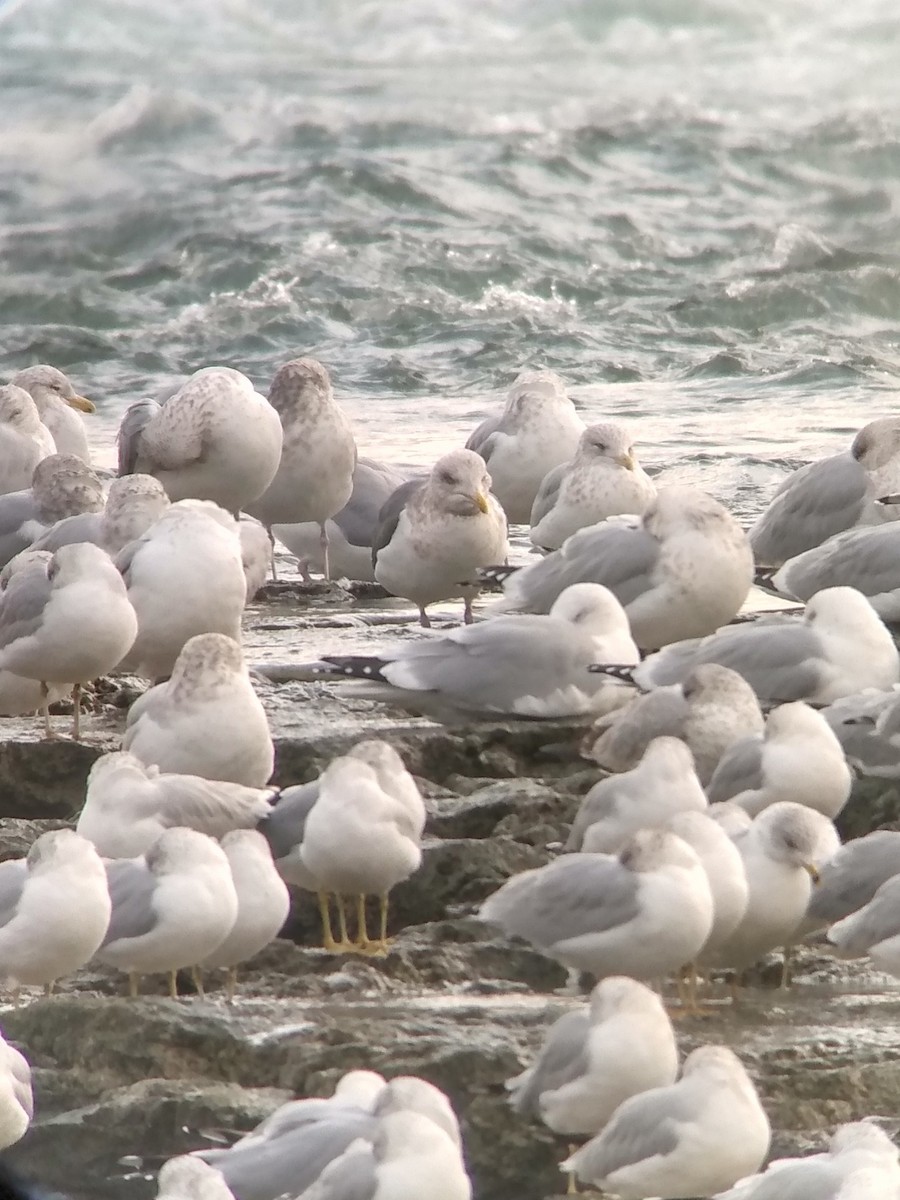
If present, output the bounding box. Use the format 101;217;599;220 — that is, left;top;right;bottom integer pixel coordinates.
566;1146;580;1195
780;944;794;989
320;523;331;581
71;682;81;741
463;596;475;624
318;891;351;952
418;607;431;629
225;966;238;1004
378;892;391;953
43;980;55;998
356;893;369;950
167;970;179;1000
268;527;279;582
190;967;205;998
128;972;140;999
40;682;55;740
337;895;351;949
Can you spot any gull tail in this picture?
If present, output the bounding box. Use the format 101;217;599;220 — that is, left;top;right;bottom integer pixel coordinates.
587;663;638;682
316;655;391;683
877;493;900;506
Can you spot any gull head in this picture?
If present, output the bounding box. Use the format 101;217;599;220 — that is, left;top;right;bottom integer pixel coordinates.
851;417;900;472
504;367;571;420
549;582;631;635
374;1076;461;1147
27;828;100;875
642;485;733;540
680;1044;752;1091
428;449;492;517
828;1119;898;1162
577;422;637;471
87;750;154;795
0;384;44;434
754;801;826;880
683;663;757;707
588;975;667;1023
12;364;95;414
267;357;334;419
48;542;123;591
146;827;230;876
618;827;703;876
32;454;105;521
169;632;247;698
764;700;825;743
638;735;697;778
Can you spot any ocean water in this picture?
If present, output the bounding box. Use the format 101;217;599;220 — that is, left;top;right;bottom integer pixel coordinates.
2;0;900;520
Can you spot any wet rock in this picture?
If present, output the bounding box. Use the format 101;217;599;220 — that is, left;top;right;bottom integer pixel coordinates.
0;817;71;860
427;779;587;842
0;732;118;819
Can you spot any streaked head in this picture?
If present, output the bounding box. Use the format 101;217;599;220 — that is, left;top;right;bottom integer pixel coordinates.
169;632;246;693
851;417;900;471
577;422;637;471
31;454;105;520
428;449;493;517
267;357;334;418
146;827;230;874
642;486;735;540
618;827;703;875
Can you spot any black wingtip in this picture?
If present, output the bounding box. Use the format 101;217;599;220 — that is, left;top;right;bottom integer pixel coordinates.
587;664;638;682
319;655;390;683
753;566;780;590
877;493;900;506
476;564;520;590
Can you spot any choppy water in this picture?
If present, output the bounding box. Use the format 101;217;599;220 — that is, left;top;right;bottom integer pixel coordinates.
3;0;900;518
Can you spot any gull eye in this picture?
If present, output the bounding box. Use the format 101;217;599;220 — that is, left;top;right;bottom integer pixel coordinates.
439;471;456;486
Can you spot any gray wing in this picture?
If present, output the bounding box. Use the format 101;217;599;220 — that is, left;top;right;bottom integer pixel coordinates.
298;1140;377;1200
775;524;900;604
371;480;426;567
829;874;900;953
28;512;104;554
566;774;646;851
259;782;320;860
482;854;641;949
0;564;51;651
0;860;27;929
336;460;409;549
705;736;765;804
0;492;40;568
508;1009;591;1117
530;462;569;529
807;832;900;927
100;859;159;946
750;452;867;567
117;399;161;476
503;522;658;614
587;688;688;770
571;1088;690;1182
466;413;504;458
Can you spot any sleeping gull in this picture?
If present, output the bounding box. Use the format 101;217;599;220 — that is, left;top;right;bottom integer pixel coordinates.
0;1031;31;1150
246;358;356;580
372;448;508;626
506;976;678;1136
529;422;656;551
827;872;900;975
11;364;95;461
563;1044;770;1198
480;827;714;983
0;454;105;569
96;827;239;998
299;750;424;953
630;587;900;704
466;368;584;523
0;553;67;717
0;385;54;496
124;633;274;787
768;522;900;621
27;472;170;559
117;499;247;680
488;486;753;650
0;541;138;738
311;583;638;721
76;750;277;858
196;829;290;1000
582;664;764;784
801;831;900;936
714;1119;900;1200
0;829;111;994
238;515;270;601
566;737;707;853
273;457;409;582
156;1157;236;1200
707;701;852;819
117;366;283;515
750;416;900;567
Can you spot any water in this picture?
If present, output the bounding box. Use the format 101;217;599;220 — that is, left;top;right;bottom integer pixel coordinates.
2;0;900;518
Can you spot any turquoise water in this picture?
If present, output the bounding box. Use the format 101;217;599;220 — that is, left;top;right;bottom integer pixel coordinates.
2;0;900;514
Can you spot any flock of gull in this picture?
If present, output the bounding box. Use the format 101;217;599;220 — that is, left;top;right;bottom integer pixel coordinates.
1;361;900;1197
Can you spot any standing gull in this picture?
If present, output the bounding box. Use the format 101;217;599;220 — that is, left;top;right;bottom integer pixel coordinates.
506;976;678;1136
530;423;656;551
0;541;138;738
246;358;356;580
490;486;753;650
118;366;283;514
582;664;764;784
750;416;900;567
312;583;638;721
0;453;104;569
0;1030;32;1149
373;448;508;626
11;364;95;461
563;1045;770;1199
0;386;54;496
466;368;585;523
239;515;271;601
631;587;900;704
97;827;239;998
124;633;274;787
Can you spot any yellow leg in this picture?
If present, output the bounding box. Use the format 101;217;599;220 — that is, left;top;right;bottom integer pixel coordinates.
356;893;369;949
43;979;55;998
566;1145;580;1195
128;972;140;998
72;682;81;741
318;891;352;952
337;895;351;948
320;523;331;581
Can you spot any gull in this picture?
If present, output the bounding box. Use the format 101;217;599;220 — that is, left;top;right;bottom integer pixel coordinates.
823;686;900;778
0;541;138;738
506;976;678;1136
11;364;95;461
566;737;707;853
0;553;66;717
530;422;656;551
239;515;271;601
466;368;585;523
77;750;277;858
801;831;900;937
96;827;239;998
563;1045;770;1199
489;486;753;650
373;448;508;626
0;1030;32;1149
29;472;170;559
0;385;55;496
750;416;900;567
246;358;356;580
311;583;638;721
631;587;900;705
582;663;765;785
0;453;104;569
118;366;283;515
0;829;111;994
124;633;274;787
707;701;852;820
196;829;290;1000
156;1157;236;1200
273;457;409;583
117;499;247;680
827;872;900;975
480;828;714;984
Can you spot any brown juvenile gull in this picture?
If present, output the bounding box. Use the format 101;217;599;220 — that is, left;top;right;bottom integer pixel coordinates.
0;385;55;496
246;358;357;580
487;486;753;650
27;472;170;559
373;448;508;626
0;541;137;738
530;422;656;551
0;453;105;569
750;416;900;567
11;364;96;462
466;368;585;523
117;366;283;515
